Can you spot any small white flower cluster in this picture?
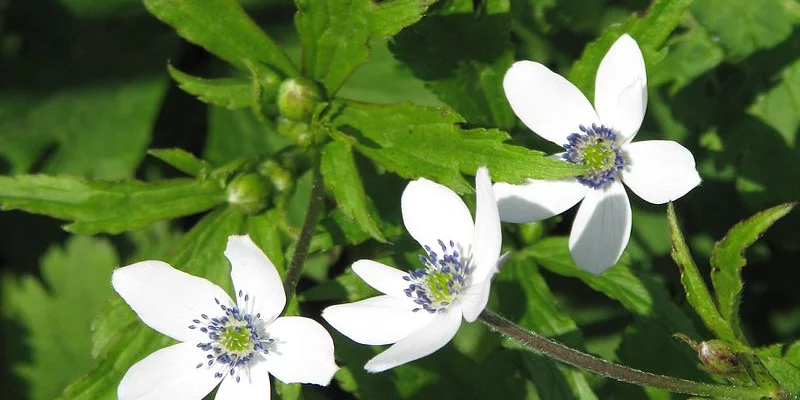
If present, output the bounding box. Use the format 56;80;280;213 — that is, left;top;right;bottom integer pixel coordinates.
112;34;700;399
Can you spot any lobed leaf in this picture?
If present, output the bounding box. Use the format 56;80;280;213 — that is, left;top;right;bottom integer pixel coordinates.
667;203;739;345
332;101;585;194
0;175;226;235
294;0;437;95
2;236;118;400
321;140;386;242
710;202;796;341
167;65;253;109
143;0;297;75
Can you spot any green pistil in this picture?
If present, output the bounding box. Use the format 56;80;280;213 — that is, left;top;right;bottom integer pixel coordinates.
582;141;617;172
425;272;455;303
220;325;253;354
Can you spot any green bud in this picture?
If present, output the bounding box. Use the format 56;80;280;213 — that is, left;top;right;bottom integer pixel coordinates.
698;340;744;377
257;159;293;194
277;117;312;148
226;173;271;215
276;77;321;122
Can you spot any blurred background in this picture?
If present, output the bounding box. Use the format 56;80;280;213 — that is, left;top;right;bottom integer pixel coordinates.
1;0;798;399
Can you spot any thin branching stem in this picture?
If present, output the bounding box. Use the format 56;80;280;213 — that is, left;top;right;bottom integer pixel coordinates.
283;155;324;303
480;310;781;399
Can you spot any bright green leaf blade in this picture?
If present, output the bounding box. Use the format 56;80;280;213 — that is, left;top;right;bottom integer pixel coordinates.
333;101;585;194
667;203;739;345
321;140;386;242
710;202;796;340
143;0;297;75
391;0;516;129
62;208;246;400
530;236;699;335
692;0;796;61
147;148;211;177
2;236;118;400
0;175;226;235
369;0;437;37
568;0;693;97
294;0;436;95
167;65;253;108
205;105;292;166
761;357;800;396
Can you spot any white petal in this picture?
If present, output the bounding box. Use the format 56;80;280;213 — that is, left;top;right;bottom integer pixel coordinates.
263;316;339;385
460;253;509;323
111;260;234;343
225;235;285;323
401;178;474;250
118;342;222;400
322;295;435;346
621;140;701;204
214;358;271;400
503;60;600;146
494;179;587;223
352;259;410;299
470;167;502;282
568;181;632;275
364;306;462;372
594;34;648;142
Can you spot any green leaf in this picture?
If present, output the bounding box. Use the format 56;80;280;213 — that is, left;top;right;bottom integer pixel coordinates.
710;202;796;340
761;357;800;396
667;203;739;345
0;175;226;235
321;140;386;242
391;0;516;129
0;76;169;179
2;236;118;400
691;0;797;61
147;148;211;177
294;0;436;94
62;208;246;400
568;0;693;97
143;0;297;75
530;236;698;335
167;65;253;109
332;101;585;194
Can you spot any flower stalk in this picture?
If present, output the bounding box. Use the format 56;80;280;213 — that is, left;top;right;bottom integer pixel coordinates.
283;155;325;303
479;310;781;400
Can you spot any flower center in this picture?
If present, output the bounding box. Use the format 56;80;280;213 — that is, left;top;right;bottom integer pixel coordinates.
562;124;625;189
190;291;275;382
403;239;471;313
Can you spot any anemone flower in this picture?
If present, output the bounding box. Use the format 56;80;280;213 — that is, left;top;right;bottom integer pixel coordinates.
112;235;338;400
496;34;701;274
323;167;505;372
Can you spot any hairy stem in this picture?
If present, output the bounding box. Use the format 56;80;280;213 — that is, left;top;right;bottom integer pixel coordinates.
480;310;779;399
283;157;324;303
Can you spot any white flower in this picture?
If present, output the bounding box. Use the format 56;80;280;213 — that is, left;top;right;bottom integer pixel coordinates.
111;235;338;400
496;34;701;274
322;167;505;372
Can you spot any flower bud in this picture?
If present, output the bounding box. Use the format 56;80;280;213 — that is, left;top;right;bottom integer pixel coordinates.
698;340;744;377
226;173;271;215
276;77;321;122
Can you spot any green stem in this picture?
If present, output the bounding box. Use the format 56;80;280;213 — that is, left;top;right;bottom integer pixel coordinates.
283;156;324;303
480;310;778;399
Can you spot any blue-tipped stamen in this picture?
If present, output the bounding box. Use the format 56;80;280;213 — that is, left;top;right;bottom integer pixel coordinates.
404;239;472;313
191;292;276;383
562;124;625;189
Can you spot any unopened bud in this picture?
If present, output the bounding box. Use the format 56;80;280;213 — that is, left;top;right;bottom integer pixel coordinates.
276;77;321;122
226;173;271;215
698;340;743;377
